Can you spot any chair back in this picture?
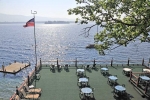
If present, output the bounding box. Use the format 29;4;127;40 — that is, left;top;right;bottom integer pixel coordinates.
51;64;55;68
65;64;69;67
122;84;125;87
24;83;30;91
92;88;95;92
14;95;20;100
20;89;27;97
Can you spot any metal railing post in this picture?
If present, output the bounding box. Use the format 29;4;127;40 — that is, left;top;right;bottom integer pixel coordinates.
57;58;58;66
93;58;95;67
40;58;42;68
111;58;113;66
127;58;130;66
75;58;77;67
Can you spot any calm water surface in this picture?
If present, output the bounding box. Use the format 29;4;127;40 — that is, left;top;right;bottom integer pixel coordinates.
0;23;150;99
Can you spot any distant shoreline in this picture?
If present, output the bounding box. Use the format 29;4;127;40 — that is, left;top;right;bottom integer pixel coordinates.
0;21;74;24
45;21;70;24
0;22;43;24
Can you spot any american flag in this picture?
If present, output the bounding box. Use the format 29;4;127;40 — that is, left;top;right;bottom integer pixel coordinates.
23;18;34;27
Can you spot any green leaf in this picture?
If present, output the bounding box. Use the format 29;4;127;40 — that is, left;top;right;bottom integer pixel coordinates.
67;0;150;54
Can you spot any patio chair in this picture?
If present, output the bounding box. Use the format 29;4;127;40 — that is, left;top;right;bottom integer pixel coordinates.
85;65;90;70
24;83;42;94
14;95;21;100
57;65;62;71
120;84;127;96
92;87;95;93
50;64;55;71
122;84;125;87
35;73;41;80
20;88;40;100
14;95;27;100
64;64;70;70
79;91;85;99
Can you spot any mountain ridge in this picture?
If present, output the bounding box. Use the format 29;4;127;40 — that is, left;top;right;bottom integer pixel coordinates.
0;13;75;22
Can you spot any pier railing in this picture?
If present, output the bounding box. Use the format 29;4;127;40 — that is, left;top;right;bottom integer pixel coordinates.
41;58;150;67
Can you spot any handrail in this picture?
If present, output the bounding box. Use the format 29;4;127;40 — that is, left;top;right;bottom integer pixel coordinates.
132;73;138;79
41;58;148;65
42;60;144;62
132;72;147;74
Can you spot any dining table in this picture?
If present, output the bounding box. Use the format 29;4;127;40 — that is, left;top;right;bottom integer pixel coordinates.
114;85;126;96
77;69;85;76
101;67;109;75
78;77;89;87
108;75;118;85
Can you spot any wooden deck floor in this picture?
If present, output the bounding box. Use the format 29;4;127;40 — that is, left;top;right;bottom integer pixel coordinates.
0;62;30;74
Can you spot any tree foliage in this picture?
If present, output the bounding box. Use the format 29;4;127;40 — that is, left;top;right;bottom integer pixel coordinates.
68;0;150;54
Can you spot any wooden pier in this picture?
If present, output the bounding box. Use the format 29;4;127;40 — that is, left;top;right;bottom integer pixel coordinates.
0;62;30;74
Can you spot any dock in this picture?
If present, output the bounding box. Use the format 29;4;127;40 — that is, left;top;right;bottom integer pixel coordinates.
0;62;30;74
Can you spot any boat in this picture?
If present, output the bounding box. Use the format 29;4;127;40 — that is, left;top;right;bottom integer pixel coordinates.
9;58;150;100
86;44;95;49
45;21;70;24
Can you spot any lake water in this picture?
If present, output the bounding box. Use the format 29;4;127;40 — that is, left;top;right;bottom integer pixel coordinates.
0;23;150;99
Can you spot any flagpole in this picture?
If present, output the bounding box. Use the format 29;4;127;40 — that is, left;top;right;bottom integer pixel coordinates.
31;10;37;100
31;10;37;68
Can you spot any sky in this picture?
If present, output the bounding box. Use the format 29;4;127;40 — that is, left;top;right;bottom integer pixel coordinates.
0;0;78;21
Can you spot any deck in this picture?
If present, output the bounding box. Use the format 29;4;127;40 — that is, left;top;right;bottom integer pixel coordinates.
0;62;30;74
32;64;149;100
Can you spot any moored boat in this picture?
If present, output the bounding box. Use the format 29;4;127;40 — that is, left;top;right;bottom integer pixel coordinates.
86;44;95;49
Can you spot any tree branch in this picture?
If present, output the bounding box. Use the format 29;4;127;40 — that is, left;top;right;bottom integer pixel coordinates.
111;17;138;26
79;24;97;37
